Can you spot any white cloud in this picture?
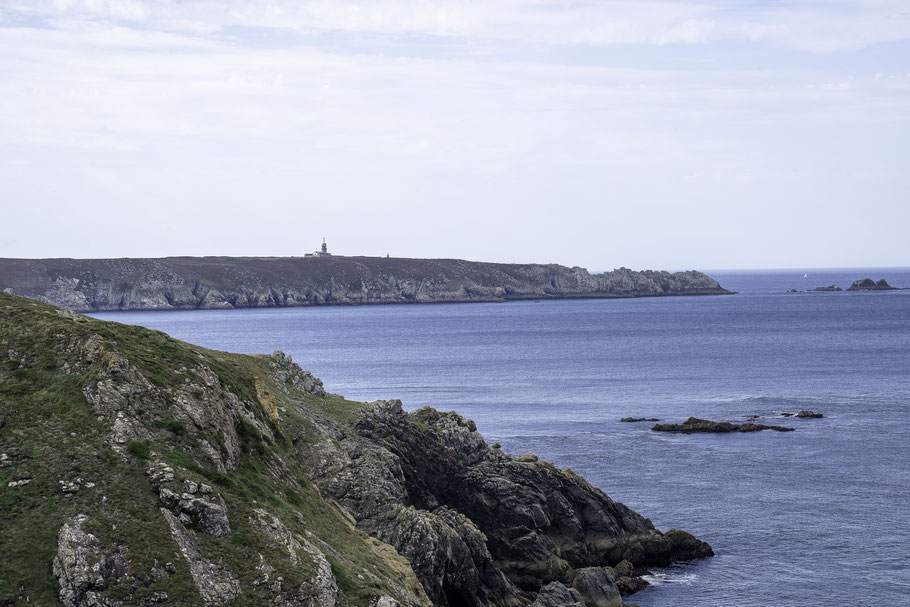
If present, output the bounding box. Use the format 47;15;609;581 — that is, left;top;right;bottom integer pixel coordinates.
5;0;910;51
0;1;908;268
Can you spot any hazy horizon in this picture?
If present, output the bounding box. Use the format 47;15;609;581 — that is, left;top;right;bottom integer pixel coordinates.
2;1;908;269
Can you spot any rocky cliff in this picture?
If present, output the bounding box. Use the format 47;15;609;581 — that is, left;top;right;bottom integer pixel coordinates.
0;256;731;312
0;292;711;606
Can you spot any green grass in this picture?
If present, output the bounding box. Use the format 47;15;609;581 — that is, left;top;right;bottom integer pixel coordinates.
127;439;150;459
0;292;419;606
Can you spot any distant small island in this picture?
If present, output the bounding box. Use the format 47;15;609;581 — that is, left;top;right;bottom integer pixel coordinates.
652;417;795;434
807;278;903;293
0;246;732;312
846;278;896;291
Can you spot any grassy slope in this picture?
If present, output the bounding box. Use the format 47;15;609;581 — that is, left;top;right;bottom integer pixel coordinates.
0;292;420;606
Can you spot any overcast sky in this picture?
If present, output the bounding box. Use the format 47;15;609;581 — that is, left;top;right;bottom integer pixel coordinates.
1;1;908;270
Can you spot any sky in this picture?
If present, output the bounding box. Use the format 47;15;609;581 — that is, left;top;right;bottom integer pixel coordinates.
1;1;908;271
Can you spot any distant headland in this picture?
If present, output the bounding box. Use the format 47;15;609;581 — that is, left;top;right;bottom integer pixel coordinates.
0;244;731;312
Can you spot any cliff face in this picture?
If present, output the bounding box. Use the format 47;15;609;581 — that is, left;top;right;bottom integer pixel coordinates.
0;293;711;607
0;256;731;312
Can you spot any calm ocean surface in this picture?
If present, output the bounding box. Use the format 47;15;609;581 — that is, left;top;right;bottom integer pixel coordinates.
92;268;910;606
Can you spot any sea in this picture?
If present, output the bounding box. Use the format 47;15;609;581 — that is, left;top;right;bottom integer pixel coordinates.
91;268;910;607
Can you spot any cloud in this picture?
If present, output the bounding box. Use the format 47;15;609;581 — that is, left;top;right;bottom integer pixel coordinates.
4;0;910;52
0;1;908;267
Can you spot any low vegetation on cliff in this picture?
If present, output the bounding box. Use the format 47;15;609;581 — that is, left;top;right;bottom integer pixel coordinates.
0;292;711;606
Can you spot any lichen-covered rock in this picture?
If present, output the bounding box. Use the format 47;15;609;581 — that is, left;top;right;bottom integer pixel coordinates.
249;509;338;607
159;487;231;536
53;515;130;607
269;350;326;396
160;509;240;606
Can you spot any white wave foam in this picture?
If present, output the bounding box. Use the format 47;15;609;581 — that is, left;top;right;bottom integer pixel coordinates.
641;571;699;586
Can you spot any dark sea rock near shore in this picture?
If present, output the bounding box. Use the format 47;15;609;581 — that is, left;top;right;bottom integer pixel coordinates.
0;256;731;312
796;410;824;418
0;292;711;606
846;278;895;291
813;285;842;292
652;417;795;434
621;417;661;422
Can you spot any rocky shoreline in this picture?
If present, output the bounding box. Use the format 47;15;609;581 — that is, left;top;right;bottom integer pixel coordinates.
0;292;712;606
0;256;731;312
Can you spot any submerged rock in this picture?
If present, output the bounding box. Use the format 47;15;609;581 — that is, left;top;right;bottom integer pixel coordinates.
652;417;795;433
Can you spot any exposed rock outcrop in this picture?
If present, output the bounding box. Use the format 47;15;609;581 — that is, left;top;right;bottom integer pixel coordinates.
1;291;711;606
847;278;896;291
296;401;712;606
53;515;131;607
652;417;795;433
0;256;732;312
531;582;586;607
796;410;824;418
160;509;241;606
620;417;660;422
813;285;842;292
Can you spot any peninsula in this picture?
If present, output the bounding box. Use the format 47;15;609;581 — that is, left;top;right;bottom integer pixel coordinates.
0;255;731;313
0;292;712;606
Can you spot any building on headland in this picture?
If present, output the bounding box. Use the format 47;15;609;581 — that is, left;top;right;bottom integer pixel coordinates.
305;238;332;257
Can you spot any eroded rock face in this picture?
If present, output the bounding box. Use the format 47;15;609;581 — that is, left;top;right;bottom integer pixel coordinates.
249;509;338;607
160;509;240;606
158;487;231;537
0;257;731;312
53;515;130;607
269;351;326;397
296;400;712;607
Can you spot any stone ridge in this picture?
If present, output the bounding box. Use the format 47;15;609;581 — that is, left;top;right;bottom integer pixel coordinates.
0;256;731;312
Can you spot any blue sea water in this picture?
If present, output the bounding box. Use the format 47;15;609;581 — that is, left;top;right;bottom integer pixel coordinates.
92;268;910;606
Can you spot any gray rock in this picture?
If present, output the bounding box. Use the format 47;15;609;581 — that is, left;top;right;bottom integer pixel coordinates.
570;567;623;607
160;509;240;606
249;508;338;607
295;400;712;606
796;410;824;418
531;582;586;607
270;351;326;396
847;278;896;291
53;515;130;607
159;487;231;536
